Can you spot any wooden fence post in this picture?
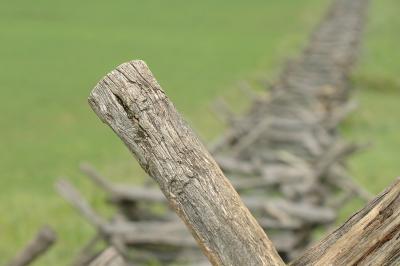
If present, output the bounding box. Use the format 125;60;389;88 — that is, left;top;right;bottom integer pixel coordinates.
88;60;285;266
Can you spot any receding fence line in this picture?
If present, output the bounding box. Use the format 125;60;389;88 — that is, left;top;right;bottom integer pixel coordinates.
208;0;372;259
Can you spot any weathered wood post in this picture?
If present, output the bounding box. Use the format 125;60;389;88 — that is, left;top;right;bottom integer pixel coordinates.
290;177;400;266
89;248;125;266
88;60;285;266
7;225;56;266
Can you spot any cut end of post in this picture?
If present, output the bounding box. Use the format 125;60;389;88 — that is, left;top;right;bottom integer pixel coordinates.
88;60;157;123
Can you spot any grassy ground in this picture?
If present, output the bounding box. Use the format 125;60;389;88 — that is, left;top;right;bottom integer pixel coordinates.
0;0;398;265
340;0;400;216
0;1;329;264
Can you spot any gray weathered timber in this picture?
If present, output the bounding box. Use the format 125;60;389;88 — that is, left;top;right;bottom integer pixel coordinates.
7;226;56;266
89;248;126;266
290;177;400;266
88;60;285;266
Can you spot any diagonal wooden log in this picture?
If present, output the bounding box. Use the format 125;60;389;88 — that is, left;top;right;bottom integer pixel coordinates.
290;177;400;266
56;179;107;230
73;234;103;266
82;176;400;266
56;178;204;264
7;225;56;266
88;60;285;266
89;248;126;266
79;162;169;203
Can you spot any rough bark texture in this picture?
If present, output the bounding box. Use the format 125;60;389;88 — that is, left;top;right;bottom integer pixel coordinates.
291;177;400;266
7;226;56;266
88;60;285;266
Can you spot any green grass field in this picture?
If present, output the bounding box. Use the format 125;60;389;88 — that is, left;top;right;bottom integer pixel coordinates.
336;0;400;219
345;0;400;190
0;0;398;265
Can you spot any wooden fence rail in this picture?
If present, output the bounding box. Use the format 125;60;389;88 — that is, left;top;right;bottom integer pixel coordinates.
7;226;56;266
90;178;400;266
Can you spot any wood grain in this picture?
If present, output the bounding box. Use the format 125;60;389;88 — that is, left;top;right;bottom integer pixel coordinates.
88;60;284;266
290;177;400;266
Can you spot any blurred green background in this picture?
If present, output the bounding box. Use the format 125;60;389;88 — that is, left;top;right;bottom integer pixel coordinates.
0;0;399;265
